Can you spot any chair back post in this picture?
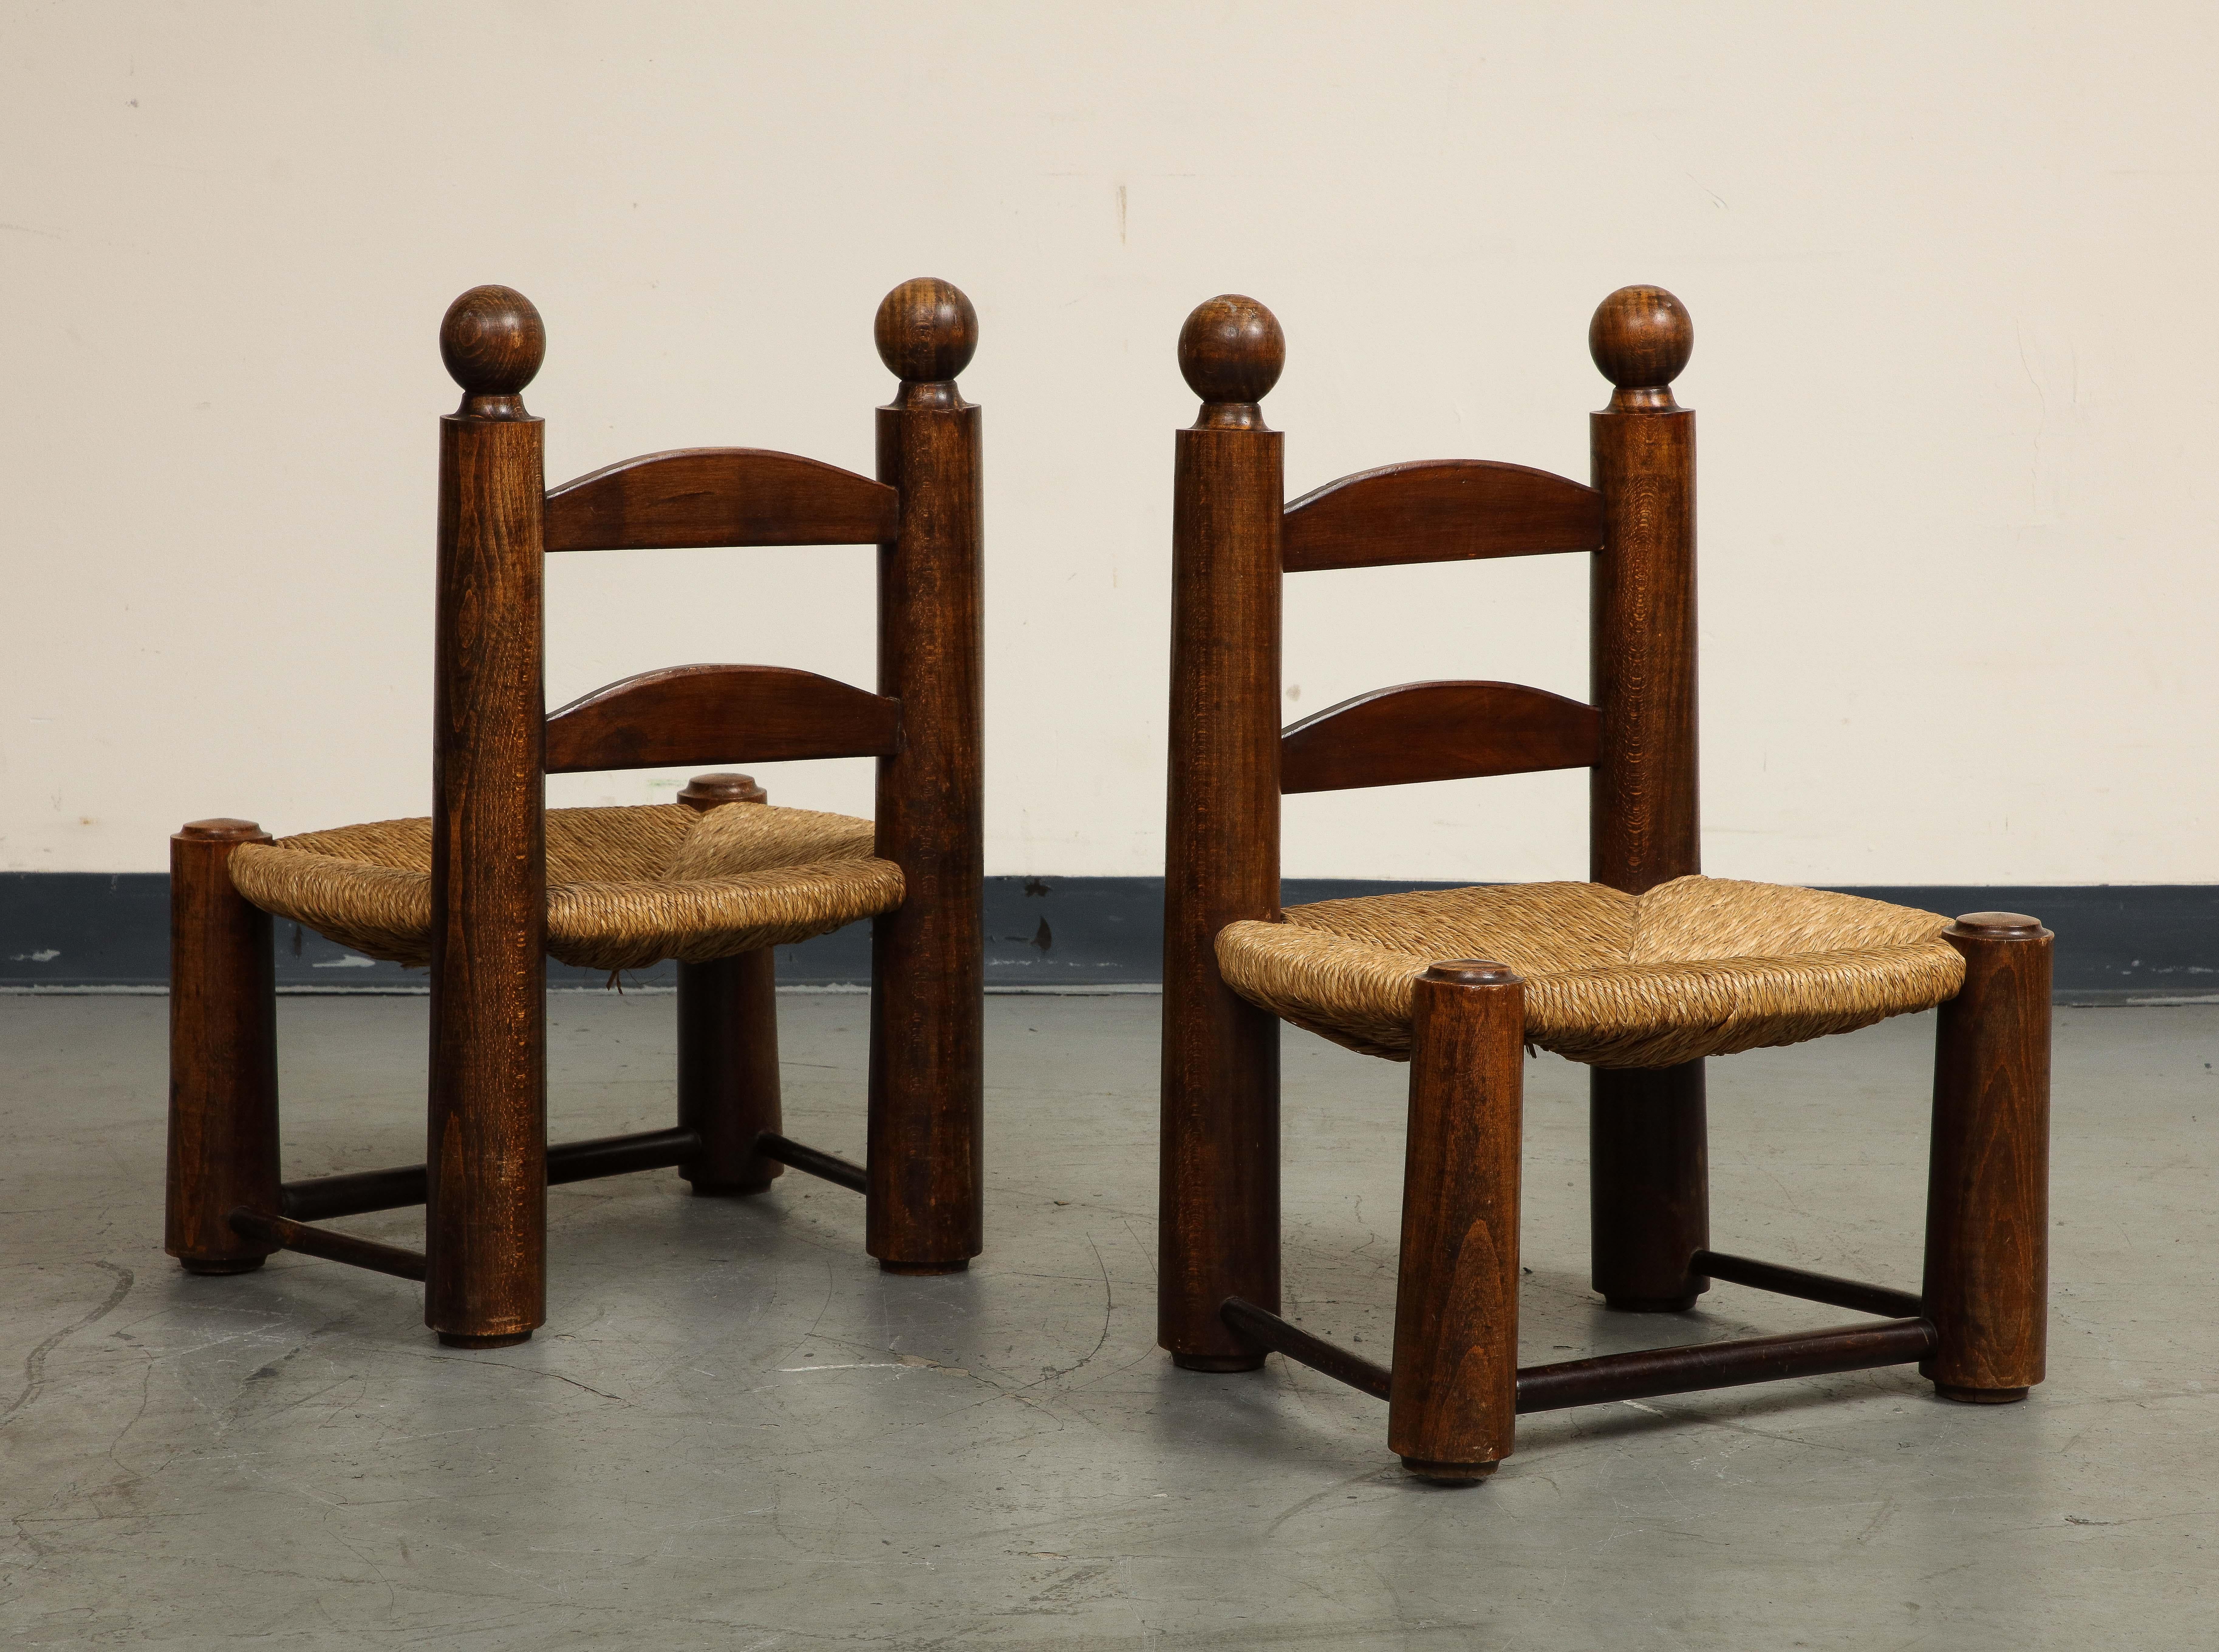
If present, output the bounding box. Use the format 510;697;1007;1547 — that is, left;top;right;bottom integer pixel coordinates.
867;278;985;1270
1588;286;1699;894
1159;296;1288;1366
425;286;550;1344
1586;288;1711;1314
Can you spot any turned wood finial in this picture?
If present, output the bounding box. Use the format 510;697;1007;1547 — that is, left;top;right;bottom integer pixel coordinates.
1589;286;1693;410
441;285;545;418
1179;295;1284;430
876;277;977;410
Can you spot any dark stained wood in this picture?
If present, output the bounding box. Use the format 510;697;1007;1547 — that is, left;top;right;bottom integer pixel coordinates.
425;285;549;1350
756;1133;869;1194
1159;297;1289;1368
1280;680;1598;795
1281;459;1603;574
1585;286;1709;1327
441;285;545;420
166;819;282;1274
1389;962;1525;1483
865;280;985;1272
1175;295;1283;431
544;448;898;552
281;1127;700;1221
874;277;978;411
228;1209;430;1282
1221;1296;1392;1399
1588;286;1694;412
1589;1061;1710;1311
675;774;783;1195
1588;286;1698;897
1516;1317;1936;1413
545;664;899;774
1924;913;2052;1401
1692;1250;1924;1320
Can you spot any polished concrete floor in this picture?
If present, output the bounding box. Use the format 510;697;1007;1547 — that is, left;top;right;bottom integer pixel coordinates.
1;991;2211;1649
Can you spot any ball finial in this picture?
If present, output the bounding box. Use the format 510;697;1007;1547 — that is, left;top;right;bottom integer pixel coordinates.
1589;285;1692;393
875;277;978;385
440;286;544;409
1179;295;1284;407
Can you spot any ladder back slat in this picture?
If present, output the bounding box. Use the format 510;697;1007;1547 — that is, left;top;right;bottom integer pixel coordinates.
544;664;900;774
1281;459;1603;573
1280;680;1599;794
543;448;899;552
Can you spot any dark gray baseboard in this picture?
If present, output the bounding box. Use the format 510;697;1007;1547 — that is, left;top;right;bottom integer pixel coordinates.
3;872;2212;1003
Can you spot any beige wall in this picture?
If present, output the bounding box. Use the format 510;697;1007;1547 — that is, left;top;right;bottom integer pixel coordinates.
6;3;2213;884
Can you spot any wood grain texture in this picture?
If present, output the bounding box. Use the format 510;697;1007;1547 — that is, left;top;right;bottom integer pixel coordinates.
1389;963;1525;1482
1159;403;1286;1368
166;820;282;1273
1589;1061;1710;1311
1584;288;1707;1328
675;774;783;1195
865;385;985;1270
544;664;900;773
425;396;548;1348
1923;915;2052;1400
1588;403;1697;895
1281;459;1603;574
1279;680;1598;795
543;448;898;552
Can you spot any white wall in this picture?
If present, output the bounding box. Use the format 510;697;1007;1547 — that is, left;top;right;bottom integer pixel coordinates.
5;3;2213;885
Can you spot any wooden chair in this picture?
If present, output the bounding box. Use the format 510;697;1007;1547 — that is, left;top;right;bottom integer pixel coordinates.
1158;287;2050;1482
166;279;984;1345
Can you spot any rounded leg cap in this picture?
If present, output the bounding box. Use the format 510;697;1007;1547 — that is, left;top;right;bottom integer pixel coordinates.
437;1330;534;1350
179;1255;266;1276
1934;1382;2030;1405
878;1259;970;1277
1171;1351;1266;1373
1604;1292;1702;1313
1400;1457;1500;1486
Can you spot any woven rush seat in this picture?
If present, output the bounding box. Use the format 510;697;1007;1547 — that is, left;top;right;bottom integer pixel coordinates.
228;801;903;973
1216;876;1966;1069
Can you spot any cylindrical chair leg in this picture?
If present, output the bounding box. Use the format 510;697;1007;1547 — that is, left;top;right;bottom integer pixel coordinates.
1923;912;2051;1403
166;819;282;1274
868;286;985;1276
1589;1061;1709;1311
675;775;782;1195
677;952;782;1194
1390;962;1526;1483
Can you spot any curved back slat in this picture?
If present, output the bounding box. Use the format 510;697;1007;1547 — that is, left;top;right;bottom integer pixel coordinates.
544;448;900;553
1280;680;1598;794
1281;459;1603;573
545;664;900;774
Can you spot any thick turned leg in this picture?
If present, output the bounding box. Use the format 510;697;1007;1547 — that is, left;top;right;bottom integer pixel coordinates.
1390;963;1525;1483
1589;1061;1709;1311
678;953;782;1193
675;776;783;1195
423;339;548;1351
1923;913;2051;1403
166;820;282;1274
867;302;985;1277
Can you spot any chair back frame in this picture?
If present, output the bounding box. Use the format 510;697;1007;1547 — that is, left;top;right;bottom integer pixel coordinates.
423;282;984;1339
1158;288;1702;1362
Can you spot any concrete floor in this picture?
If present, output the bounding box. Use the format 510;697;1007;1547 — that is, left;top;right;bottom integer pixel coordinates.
0;991;2211;1649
